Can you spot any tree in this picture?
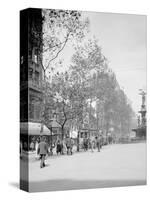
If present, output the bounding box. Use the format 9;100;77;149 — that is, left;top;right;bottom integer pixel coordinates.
71;38;107;80
93;70;135;137
30;9;89;132
70;39;135;138
50;72;86;139
70;38;108;130
31;9;89;78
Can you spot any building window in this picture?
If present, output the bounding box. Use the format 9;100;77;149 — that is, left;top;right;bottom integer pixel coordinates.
35;71;39;83
29;103;34;119
35;104;41;120
29;68;33;80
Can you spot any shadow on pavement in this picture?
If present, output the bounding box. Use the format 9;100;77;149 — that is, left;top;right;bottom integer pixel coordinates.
9;182;19;189
28;179;146;192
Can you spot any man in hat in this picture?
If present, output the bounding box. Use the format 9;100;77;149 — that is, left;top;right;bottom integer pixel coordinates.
37;136;49;168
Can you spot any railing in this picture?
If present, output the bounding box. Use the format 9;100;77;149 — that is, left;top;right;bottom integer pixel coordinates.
20;79;43;92
28;79;42;91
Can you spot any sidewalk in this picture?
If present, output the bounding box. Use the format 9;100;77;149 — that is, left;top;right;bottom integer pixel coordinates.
28;144;109;162
27;143;146;192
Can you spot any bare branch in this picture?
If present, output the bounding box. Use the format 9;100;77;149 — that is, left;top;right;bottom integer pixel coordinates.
43;39;69;53
45;32;70;71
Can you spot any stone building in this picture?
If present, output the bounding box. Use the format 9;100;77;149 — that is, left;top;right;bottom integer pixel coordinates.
20;8;49;151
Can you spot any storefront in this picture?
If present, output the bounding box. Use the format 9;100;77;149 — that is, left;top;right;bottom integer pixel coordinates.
20;122;52;151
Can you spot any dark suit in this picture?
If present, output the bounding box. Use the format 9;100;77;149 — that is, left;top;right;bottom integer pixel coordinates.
37;141;48;168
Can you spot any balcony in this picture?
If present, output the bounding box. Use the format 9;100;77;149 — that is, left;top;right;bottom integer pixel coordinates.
28;79;42;92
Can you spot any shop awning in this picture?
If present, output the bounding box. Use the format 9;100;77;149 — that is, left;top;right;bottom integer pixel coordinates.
20;122;54;136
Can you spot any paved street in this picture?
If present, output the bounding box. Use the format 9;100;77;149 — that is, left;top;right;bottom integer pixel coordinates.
26;143;146;192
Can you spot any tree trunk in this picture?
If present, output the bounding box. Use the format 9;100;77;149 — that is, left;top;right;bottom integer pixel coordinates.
77;131;80;152
62;126;64;140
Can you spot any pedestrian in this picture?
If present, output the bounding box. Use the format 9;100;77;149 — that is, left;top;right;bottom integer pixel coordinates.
90;137;95;152
96;136;101;152
108;134;111;144
70;138;74;155
100;134;103;149
85;138;88;151
30;141;34;151
37;136;49;168
56;140;62;155
83;137;88;151
65;136;71;155
35;139;40;160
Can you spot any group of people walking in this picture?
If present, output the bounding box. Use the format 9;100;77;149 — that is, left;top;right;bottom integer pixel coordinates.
55;136;74;155
83;135;103;152
36;136;74;168
34;134;103;168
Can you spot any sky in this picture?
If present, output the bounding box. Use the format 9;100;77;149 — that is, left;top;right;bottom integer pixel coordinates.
84;12;147;114
50;11;147;114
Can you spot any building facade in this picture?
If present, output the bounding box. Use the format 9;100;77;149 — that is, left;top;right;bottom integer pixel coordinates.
20;9;50;151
